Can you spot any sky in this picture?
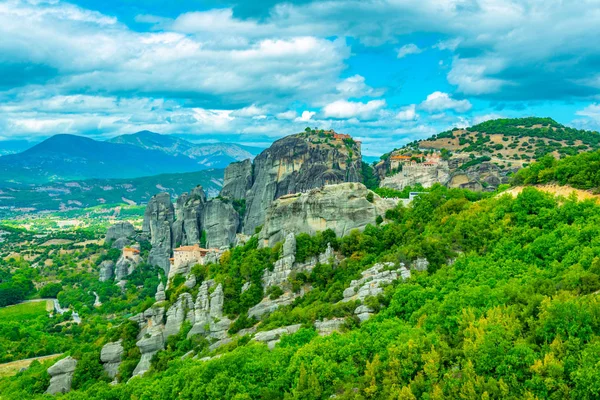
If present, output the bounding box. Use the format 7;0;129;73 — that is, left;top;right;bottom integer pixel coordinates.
2;0;600;156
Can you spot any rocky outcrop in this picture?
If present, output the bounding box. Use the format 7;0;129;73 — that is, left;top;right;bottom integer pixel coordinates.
155;281;166;302
99;260;114;282
259;183;397;247
220;159;253;200
114;244;141;281
144;187;240;273
164;292;194;339
253;324;302;349
314;318;345;336
46;356;77;395
100;340;124;380
242;132;362;235
202;199;239;249
446;160;515;192
143;193;174;273
112;237;130;250
172;187;206;248
341;262;411;322
132;333;164;378
106;222;135;243
380;162;450;191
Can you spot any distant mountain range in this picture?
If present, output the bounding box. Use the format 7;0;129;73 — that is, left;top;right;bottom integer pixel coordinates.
0;169;224;217
0;131;262;185
108;131;260;168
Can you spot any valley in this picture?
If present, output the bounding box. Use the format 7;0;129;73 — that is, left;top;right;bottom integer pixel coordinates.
0;122;600;398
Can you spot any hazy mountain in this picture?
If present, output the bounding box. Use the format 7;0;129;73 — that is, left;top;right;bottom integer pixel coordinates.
0;134;204;184
0;139;36;156
108;131;256;168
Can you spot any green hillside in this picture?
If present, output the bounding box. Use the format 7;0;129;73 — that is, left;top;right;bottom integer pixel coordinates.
2;149;600;398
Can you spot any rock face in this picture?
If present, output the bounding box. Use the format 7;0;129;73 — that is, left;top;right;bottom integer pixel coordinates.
241;133;363;235
100;340;124;380
259;183;397;247
106;222;135;243
143;193;174;273
143;187;240;273
220;159;253;199
172;187;206;248
46;356;77;395
380;162;450;191
202;199;239;249
99;260;114;282
378;156;517;192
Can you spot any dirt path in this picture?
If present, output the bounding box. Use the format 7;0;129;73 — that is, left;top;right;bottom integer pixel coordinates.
0;354;62;378
502;184;599;202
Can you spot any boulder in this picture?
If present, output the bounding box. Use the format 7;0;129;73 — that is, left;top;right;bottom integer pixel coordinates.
100;340;124;380
253;324;301;349
46;356;77;395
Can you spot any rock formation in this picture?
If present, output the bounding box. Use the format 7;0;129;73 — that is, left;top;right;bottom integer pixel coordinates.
114;244;141;281
143;187;240;273
341;262;411;322
259;183;396;247
99;260;114;282
241;132;363;235
253;324;301;349
106;222;135;243
143;193;174;273
380;161;450;191
220;159;253;199
100;340;124;380
46;356;77;395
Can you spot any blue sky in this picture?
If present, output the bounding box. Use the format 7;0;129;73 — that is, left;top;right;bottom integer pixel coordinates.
1;0;600;156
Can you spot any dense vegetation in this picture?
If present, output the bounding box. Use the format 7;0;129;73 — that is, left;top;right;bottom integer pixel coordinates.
2;176;600;398
513;150;600;191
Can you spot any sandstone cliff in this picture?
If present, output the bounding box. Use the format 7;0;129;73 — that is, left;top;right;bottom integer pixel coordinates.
143;186;240;273
219;131;362;235
258;182;396;247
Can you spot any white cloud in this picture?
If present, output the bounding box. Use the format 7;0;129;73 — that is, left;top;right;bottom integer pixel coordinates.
420;91;472;113
231;104;267;117
322;99;386;119
276;110;298;120
295;111;316;122
395;104;418;121
335;75;384;98
473;113;505;125
397;44;422;59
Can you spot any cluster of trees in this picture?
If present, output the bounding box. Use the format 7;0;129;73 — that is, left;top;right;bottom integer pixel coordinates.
513;150;600;190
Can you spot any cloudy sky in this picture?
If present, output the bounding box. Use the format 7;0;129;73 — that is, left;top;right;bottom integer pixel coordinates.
2;0;600;155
